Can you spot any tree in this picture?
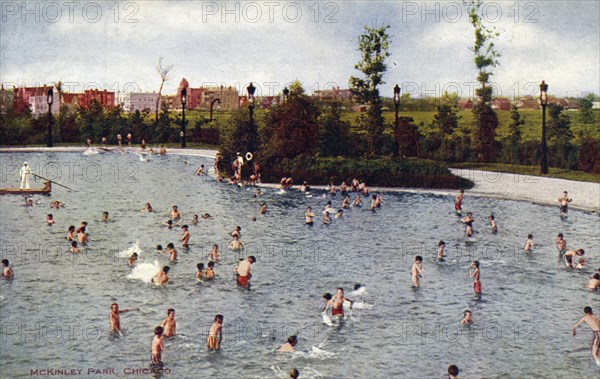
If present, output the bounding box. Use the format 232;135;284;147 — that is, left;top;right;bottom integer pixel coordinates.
349;25;391;155
432;105;459;160
155;57;174;126
506;105;524;164
397;117;421;157
547;104;575;169
579;93;595;124
468;0;500;162
260;82;319;166
319;102;351;157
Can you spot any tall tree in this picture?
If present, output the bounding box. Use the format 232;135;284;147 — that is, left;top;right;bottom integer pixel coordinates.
547;104;575;169
433;105;459;160
349;25;391;155
579;93;595;124
506;105;524;164
319;102;351;157
155;57;174;126
468;0;500;162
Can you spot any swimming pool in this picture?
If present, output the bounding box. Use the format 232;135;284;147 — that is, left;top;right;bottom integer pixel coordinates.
1;151;599;378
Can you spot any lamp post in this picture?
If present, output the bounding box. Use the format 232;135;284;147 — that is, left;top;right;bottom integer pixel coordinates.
247;82;256;153
181;88;187;148
47;88;54;147
539;80;548;174
393;84;401;157
282;86;289;103
210;98;221;123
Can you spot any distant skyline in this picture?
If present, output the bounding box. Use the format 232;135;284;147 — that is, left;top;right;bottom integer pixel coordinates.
1;1;598;98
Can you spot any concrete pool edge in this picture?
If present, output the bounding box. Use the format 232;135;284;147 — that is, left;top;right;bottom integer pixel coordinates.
2;147;598;213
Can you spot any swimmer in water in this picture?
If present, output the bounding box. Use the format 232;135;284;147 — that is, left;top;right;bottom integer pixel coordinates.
228;235;244;251
151;326;165;367
523;234;535;253
369;195;378;211
24;198;34;207
448;365;460;379
77;227;89;244
170;205;182;220
325;288;353;318
2;259;14;278
191;215;199;225
196;263;205;281
67;225;76;241
232;226;241;238
564;249;585;268
411;256;424;288
195;164;206;176
253;189;262;198
437;240;446;262
202;213;211;220
142;203;153;212
341;195;350;209
340;181;347;193
259;203;267;214
489;215;497;233
203;261;215;279
455;189;464;214
69;241;80;253
236;256;255;289
353;194;362;207
46;214;55;225
588;274;600;291
128;253;138;266
278;335;298;353
461;212;474;238
209;244;219;262
207;314;223;351
160;308;177;338
156;245;163;254
289;368;299;379
180;225;190;248
556;233;567;256
109;303;139;336
323;211;332;225
460;310;473;325
100;211;110;222
576;258;586;270
375;194;382;208
305;207;315;226
469;261;481;295
335;209;343;219
571;306;600;365
153;266;170;286
49;200;65;208
558;191;572;215
76;221;88;233
166;243;177;262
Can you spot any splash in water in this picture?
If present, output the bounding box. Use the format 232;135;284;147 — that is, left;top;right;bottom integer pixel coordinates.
127;260;160;283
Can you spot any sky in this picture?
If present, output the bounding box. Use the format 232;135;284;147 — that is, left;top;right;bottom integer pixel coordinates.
1;0;598;98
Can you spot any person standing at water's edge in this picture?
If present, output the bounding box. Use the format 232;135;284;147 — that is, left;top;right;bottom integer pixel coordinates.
19;162;32;189
109;303;139;336
454;189;464;214
558;191;573;215
572;306;600;365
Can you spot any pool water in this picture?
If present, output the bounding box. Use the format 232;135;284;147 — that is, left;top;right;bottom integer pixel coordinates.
1;151;599;378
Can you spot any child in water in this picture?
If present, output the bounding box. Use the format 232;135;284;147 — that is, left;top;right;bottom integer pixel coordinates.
207;315;223;351
437;240;446;262
524;234;535;252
